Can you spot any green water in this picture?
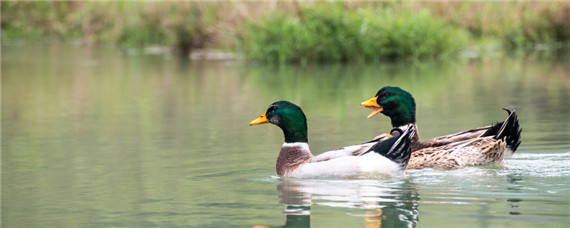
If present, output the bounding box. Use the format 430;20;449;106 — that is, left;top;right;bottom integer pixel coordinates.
2;44;569;227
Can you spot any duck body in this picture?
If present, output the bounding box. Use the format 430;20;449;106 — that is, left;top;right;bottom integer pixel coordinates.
251;101;414;178
310;142;378;162
277;142;403;178
361;86;522;169
408;111;521;169
408;136;506;169
406;125;510;169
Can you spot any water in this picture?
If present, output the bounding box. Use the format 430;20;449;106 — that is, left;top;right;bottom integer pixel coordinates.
2;43;569;227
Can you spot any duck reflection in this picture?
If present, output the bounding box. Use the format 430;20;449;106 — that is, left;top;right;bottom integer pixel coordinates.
506;172;523;216
274;179;419;228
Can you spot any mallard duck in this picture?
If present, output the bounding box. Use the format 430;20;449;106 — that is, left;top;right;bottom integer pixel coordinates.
250;100;415;178
360;86;522;169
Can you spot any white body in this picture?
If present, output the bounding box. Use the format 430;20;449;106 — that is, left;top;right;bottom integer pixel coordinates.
312;142;377;162
280;143;403;179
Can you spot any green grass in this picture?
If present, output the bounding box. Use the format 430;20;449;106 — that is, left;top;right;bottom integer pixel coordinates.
418;2;570;51
2;2;569;62
240;5;468;63
502;5;570;50
0;2;215;54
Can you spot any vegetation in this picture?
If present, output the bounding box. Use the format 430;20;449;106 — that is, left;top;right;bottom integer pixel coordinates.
2;1;569;62
1;2;218;52
417;2;570;51
241;4;468;63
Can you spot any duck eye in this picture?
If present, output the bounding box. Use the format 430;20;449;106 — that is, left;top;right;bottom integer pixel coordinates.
267;106;277;115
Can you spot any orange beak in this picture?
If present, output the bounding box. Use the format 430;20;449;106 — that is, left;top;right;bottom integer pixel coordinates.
360;96;384;119
250;111;269;125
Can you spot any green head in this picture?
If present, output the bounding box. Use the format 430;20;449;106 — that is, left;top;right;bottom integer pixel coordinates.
360;86;416;127
250;101;308;143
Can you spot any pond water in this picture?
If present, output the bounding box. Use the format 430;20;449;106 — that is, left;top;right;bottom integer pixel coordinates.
2;44;569;227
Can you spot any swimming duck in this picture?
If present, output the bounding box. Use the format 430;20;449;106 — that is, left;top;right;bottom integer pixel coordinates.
360;86;522;169
250;101;415;178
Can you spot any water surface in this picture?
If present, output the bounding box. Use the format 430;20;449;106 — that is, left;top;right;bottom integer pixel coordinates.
2;44;569;227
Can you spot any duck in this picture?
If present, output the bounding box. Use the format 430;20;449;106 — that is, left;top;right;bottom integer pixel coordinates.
250;100;415;178
360;86;522;169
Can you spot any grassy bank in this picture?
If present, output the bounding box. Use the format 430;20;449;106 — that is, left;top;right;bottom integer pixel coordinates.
1;2;222;53
240;4;468;63
417;2;570;51
2;1;569;63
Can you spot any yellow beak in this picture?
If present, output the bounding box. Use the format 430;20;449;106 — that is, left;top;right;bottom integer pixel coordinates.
360;96;378;107
250;111;269;125
360;96;384;119
366;107;384;119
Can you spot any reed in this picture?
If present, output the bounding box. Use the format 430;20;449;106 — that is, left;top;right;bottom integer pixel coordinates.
1;2;218;55
416;2;570;50
240;4;468;63
2;1;568;61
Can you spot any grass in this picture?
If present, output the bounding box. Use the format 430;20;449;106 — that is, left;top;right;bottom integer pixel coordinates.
240;4;468;63
1;2;217;54
417;2;570;51
2;1;569;62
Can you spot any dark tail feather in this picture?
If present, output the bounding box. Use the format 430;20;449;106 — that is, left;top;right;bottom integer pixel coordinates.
482;108;522;153
366;126;415;169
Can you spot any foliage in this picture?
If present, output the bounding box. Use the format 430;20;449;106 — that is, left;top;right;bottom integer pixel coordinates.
240;4;468;63
417;2;570;51
1;2;216;54
1;2;72;41
117;2;217;52
2;1;569;61
502;4;570;50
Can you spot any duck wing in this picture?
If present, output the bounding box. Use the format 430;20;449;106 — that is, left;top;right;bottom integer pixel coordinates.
408;136;507;169
418;109;521;155
312;134;392;162
364;125;416;169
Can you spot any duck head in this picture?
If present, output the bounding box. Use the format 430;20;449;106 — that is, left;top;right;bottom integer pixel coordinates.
360;86;416;127
250;101;308;143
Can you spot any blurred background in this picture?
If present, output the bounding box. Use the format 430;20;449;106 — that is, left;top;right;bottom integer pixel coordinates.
2;1;569;228
3;1;570;60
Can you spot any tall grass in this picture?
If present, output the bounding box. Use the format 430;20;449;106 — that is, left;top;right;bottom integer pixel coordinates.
2;1;569;61
503;4;570;50
417;2;570;51
240;4;468;63
1;2;218;54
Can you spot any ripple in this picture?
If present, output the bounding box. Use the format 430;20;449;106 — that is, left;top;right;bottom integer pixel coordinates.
266;151;570;227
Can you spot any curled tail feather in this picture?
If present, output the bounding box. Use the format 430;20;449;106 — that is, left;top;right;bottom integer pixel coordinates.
483;108;522;153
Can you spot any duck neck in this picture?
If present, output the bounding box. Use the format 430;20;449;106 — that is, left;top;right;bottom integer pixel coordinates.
387;108;415;128
391;118;414;129
276;142;314;176
383;98;416;128
386;107;417;141
282;127;308;143
395;123;416;132
277;115;308;143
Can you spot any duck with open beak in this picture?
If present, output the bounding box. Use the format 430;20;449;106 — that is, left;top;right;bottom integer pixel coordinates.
360;96;383;119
